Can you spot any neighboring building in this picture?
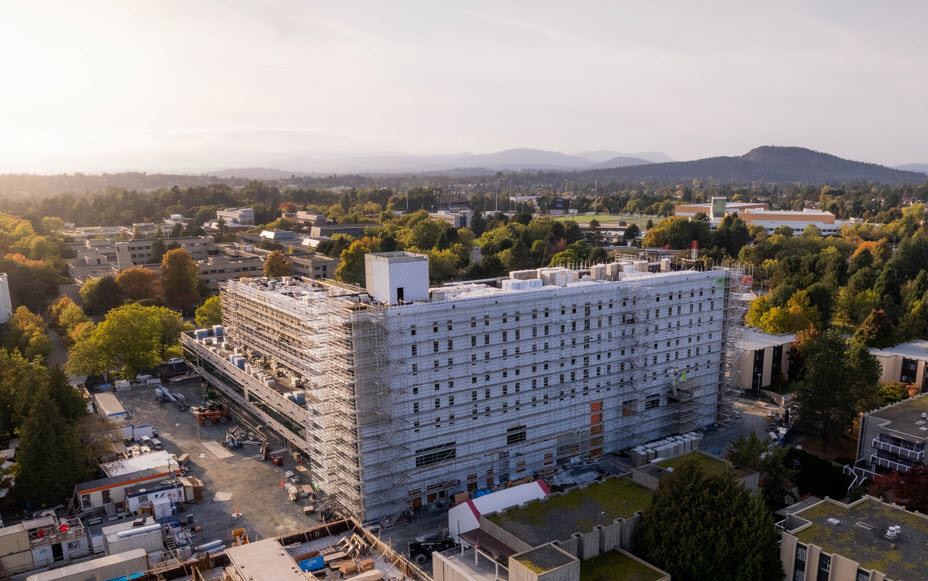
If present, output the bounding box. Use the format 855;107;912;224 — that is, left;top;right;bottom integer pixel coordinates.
0;272;12;324
869;340;928;390
294;211;331;226
856;392;928;475
115;236;218;269
0;514;90;577
259;229;297;241
25;548;147;581
198;250;265;291
309;223;378;238
224;539;307;581
736;329;795;391
67;248;115;284
61;226;123;242
216;207;255;226
675;198;844;235
73;466;183;515
101;517;162;556
182;252;745;523
434;475;668;581
780;496;928;581
289;253;340;280
447;480;550;542
740;208;841;236
430;210;472;229
674;199;768;221
129;222;160;237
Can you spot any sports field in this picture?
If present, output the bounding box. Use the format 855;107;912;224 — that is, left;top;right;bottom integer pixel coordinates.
552;214;656;227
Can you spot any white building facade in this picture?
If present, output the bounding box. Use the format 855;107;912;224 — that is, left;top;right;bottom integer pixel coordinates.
0;273;12;323
182;253;742;523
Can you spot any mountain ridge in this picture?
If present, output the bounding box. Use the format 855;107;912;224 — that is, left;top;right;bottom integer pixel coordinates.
578;146;926;184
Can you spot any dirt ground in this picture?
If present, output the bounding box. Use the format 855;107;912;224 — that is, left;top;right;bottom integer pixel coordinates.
115;381;321;545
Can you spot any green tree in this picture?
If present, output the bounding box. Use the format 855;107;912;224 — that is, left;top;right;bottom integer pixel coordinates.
634;457;783;581
170;222;184;238
160;248;200;311
132;225;143;239
148;238;167;264
263;249;294;278
623;223;640;240
727;432;796;510
335;237;380;285
79;276;124;314
66;304;164;377
0;349;39;438
852;309;896;348
195;296;222;327
714;214;752;258
15;385;89;502
793;329;881;446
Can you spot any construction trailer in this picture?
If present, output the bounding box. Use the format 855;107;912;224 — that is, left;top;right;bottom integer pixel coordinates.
183;253;748;524
93;393;127;423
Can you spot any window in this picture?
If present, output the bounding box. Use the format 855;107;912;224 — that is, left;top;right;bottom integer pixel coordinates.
447;339;453;351
645;394;660;410
415;443;456;467
507;426;527;445
413;402;419;413
433;341;439;353
411;344;417;356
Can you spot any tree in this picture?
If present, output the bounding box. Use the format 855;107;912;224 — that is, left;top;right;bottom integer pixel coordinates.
132;225;143;239
195;296;222;327
587;219;603;244
4;306;51;360
170;222;184;238
79;276;123;314
335;237;380;285
852;309;896;348
0;349;39;438
727;432;796;510
634;457;783;581
148;238;167;264
773;225;794;237
66;304;164;377
151;306;187;358
792;329;880;446
714;214;752;258
116;266;162;303
623;223;640;240
15;385;89;502
161;248;200;311
263;249;293;278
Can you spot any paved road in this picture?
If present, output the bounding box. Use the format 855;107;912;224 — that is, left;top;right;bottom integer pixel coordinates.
47;329;68;368
698;400;776;456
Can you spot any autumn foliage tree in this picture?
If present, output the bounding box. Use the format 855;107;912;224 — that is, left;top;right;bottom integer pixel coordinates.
263;249;293;278
116;266;162;303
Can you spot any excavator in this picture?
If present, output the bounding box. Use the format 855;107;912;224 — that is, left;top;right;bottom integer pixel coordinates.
191;401;229;426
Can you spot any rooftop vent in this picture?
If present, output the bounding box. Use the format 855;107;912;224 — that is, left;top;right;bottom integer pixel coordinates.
826;518;841;525
885;525;901;539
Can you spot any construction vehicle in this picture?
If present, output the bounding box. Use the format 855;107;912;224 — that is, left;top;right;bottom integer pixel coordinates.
408;539;456;565
192;401;228;426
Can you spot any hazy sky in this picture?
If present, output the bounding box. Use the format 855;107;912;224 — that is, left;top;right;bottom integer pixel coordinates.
2;1;927;172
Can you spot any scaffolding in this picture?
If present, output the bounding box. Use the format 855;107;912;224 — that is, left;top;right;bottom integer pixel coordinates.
715;262;752;426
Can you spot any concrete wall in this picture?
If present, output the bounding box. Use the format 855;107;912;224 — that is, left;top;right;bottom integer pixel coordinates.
432;551;483;581
365;253;429;304
553;535;579;559
26;548;148;581
477;513;533;554
509;546;580;581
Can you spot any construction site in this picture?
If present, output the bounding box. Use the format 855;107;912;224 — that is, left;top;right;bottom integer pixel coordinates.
181;251;751;526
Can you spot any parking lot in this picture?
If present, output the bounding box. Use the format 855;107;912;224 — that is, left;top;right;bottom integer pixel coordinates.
115;381;322;544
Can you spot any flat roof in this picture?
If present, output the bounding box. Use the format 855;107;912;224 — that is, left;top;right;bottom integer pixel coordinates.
789;497;928;580
25;548;147;581
738;329;795;351
579;550;667;581
76;468;169;493
225;538;305;581
864;393;928;441
656;451;730;476
100;450;176;477
486;477;652;547
870;340;928;362
514;545;574;573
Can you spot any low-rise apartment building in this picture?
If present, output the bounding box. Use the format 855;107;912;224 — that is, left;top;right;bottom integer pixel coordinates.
736;330;795;390
869;340;928;391
856;393;928;475
780;496;928;581
289;252;340;280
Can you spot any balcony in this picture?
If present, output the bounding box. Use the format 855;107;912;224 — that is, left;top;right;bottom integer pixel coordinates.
870;454;913;473
872;438;925;461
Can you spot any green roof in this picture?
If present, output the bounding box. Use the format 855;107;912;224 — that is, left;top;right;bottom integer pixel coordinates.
514;545;574;574
579;550;666;581
487;477;653;547
792;498;928;581
656;452;729;476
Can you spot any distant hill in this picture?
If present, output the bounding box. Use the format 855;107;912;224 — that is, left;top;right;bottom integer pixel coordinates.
591;156;653;169
210;167;305;179
580;146;927;184
896;163;928;175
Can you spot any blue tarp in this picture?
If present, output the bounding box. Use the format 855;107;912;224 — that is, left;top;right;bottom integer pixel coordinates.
298;556;325;572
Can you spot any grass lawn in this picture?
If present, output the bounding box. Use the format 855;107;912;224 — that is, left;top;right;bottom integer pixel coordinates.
162;344;183;361
552;214;656;227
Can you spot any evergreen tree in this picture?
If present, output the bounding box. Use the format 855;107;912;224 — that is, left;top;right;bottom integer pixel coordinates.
79;276;124;314
149;237;167;264
634;458;783;581
16;385;88;502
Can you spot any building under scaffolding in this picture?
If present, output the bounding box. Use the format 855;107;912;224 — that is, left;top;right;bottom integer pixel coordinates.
182;252;748;524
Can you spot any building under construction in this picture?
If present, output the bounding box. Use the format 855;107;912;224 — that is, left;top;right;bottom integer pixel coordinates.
182;252;748;524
